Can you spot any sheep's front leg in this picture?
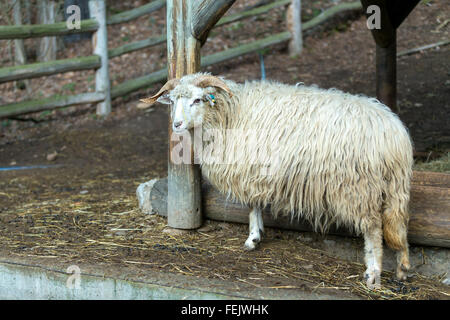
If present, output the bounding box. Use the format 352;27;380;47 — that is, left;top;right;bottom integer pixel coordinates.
244;207;264;251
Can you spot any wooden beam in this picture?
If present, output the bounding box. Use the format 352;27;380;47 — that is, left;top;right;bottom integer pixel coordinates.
0;55;101;84
148;171;450;248
191;0;236;44
0;92;105;118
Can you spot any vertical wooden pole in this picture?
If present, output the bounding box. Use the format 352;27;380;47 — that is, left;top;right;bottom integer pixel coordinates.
287;0;303;56
166;0;202;229
376;29;397;113
89;0;111;116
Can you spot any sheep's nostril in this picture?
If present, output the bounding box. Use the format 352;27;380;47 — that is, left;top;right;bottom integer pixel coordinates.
174;121;183;128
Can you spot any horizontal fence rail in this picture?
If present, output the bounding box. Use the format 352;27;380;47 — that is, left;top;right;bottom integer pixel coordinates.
0;55;101;84
0;92;105;118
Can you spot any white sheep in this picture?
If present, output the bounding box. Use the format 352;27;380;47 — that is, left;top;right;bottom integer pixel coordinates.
140;73;414;289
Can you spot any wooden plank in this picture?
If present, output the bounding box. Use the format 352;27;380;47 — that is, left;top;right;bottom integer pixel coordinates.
149;172;450;248
89;0;111;116
0;92;105;118
0;55;101;84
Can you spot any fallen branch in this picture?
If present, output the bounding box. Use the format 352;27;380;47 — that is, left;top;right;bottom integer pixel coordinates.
397;40;450;57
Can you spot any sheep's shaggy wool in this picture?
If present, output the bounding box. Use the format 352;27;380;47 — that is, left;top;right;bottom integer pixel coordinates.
196;79;413;243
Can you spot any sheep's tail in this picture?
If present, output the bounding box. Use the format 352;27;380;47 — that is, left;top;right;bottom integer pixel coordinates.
381;163;412;251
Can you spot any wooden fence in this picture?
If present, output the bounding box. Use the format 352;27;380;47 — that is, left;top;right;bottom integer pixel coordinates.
0;0;362;118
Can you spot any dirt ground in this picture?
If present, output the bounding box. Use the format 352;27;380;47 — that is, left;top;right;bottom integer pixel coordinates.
0;1;449;300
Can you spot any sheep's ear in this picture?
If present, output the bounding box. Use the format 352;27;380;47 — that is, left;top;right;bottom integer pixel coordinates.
139;78;180;106
194;75;233;97
156;93;172;105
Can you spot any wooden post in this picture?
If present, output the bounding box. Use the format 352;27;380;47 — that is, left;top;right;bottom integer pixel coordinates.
89;0;111;116
166;0;202;229
287;0;302;56
376;30;397;112
166;0;235;229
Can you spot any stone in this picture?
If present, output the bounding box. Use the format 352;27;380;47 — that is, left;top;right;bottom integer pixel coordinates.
136;179;158;215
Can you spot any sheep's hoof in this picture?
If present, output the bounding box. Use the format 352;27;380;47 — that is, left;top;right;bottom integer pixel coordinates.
396;264;410;281
364;268;381;290
243;243;256;251
243;236;260;251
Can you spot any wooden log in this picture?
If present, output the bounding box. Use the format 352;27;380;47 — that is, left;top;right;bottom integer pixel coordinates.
108;35;166;59
0;55;101;84
0;19;98;40
106;0;166;25
89;0;111;116
111;68;167;99
191;0;236;44
215;0;291;28
148;171;450;248
165;0;203;229
0;92;105;118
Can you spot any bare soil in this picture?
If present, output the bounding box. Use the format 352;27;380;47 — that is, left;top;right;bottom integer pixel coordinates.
0;0;449;299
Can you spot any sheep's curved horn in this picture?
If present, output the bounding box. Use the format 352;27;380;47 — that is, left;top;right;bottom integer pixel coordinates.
193;75;233;96
139;78;180;107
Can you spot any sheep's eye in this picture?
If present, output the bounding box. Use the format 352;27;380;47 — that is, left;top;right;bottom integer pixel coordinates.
192;99;201;105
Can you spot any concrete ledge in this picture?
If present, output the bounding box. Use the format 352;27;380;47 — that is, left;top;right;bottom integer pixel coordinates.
0;258;358;300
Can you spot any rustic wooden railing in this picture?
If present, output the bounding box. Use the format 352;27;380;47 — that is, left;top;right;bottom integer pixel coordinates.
0;0;362;118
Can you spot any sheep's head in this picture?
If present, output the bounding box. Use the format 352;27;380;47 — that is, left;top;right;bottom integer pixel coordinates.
140;74;232;133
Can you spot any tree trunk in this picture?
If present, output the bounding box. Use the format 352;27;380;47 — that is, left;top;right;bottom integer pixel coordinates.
38;0;57;62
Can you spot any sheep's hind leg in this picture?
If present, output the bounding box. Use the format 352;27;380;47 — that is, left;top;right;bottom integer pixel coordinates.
244;208;264;251
363;221;383;290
